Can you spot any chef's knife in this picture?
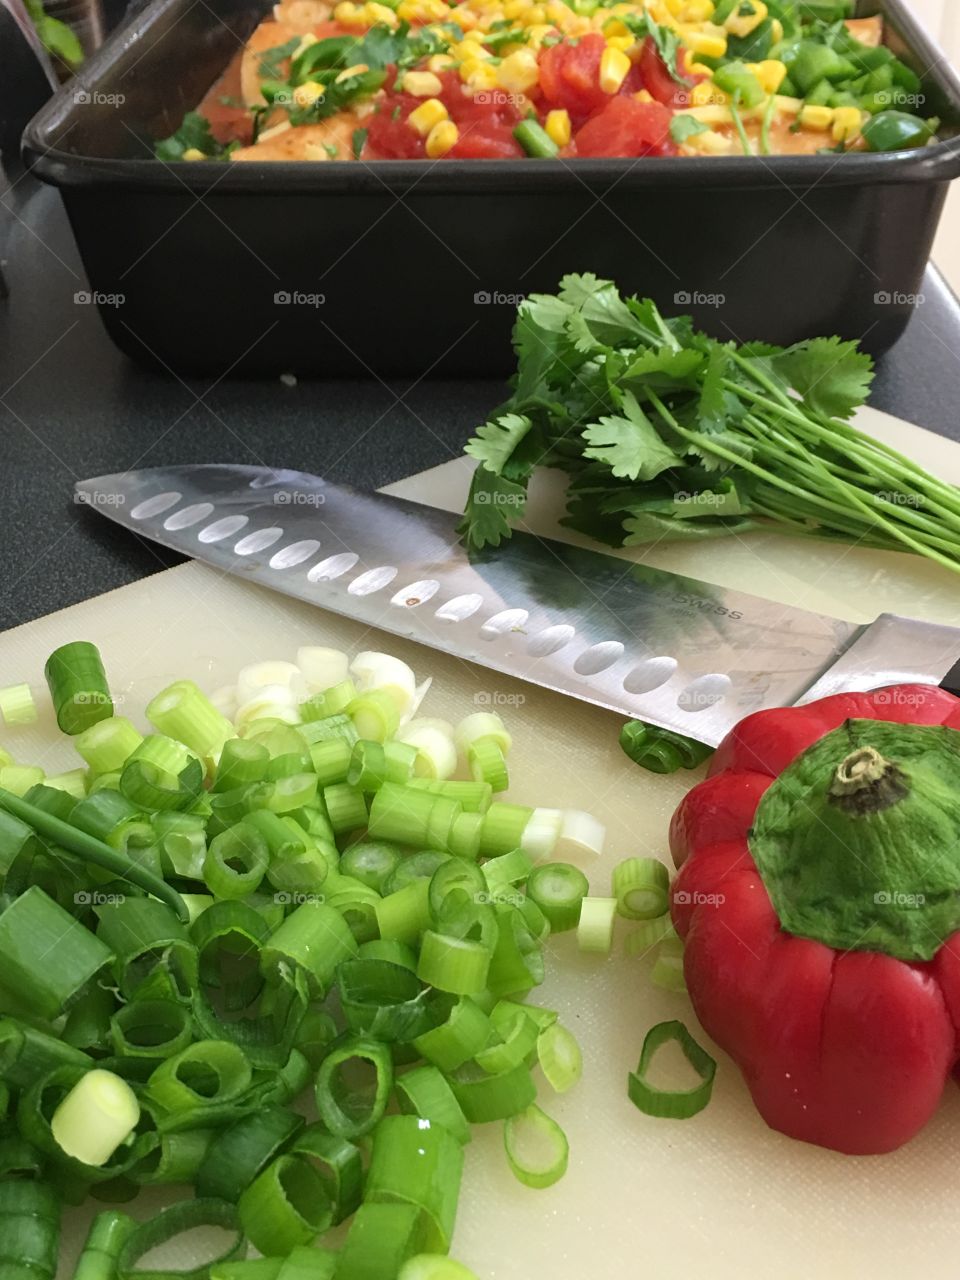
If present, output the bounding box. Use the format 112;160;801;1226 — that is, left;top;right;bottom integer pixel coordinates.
76;465;960;748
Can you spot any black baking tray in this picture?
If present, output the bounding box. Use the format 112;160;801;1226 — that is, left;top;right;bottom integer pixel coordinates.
21;0;960;377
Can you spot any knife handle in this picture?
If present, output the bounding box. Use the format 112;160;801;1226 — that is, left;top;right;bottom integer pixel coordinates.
940;660;960;699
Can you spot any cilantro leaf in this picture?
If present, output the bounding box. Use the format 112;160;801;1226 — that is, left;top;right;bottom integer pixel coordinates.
772;336;874;419
622;511;759;545
670;114;710;144
464;414;534;475
622;347;704;385
582;391;683;481
258;37;301;81
458;468;529;551
697;342;733;433
155;112;235;162
352;128;368;160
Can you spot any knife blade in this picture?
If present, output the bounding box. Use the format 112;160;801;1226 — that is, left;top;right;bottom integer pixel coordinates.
75;465;960;748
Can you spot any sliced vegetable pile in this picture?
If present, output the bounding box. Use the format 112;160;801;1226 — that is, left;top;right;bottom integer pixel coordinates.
0;640;708;1274
157;0;938;162
459;273;960;577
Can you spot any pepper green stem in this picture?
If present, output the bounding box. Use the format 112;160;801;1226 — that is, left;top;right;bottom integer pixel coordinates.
828;747;909;814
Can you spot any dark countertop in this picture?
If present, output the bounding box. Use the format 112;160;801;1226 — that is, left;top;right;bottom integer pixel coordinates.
3;172;960;633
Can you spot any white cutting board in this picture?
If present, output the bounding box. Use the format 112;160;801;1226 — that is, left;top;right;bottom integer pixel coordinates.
2;403;959;1277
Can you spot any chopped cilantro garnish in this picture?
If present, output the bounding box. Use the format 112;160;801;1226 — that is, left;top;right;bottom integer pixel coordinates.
352;127;368;159
154;111;237;162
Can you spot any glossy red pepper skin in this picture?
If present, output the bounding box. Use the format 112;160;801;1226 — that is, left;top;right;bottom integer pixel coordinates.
669;683;960;1155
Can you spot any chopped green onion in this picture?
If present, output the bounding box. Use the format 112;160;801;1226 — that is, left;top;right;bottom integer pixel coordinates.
476;1005;539;1074
397;720;457;780
337;958;431;1041
196;1106;303;1202
577;896;618;954
214;738;269;791
336;1202;428;1280
204;822;269;900
365;1114;463;1254
0;1179;60;1280
0;684;37;726
455;712;511;756
130;1127;213;1186
407;779;492;812
308;739;353;786
296;646;349;693
314;1035;393;1139
301;679;357;721
519;807;562;862
261;901;358;996
526;862;588;932
43;768;89;799
627;1020;716;1119
73;1211;137;1280
348;689;401;742
211;1263;283;1280
395;1063;471;1146
266;773;318;814
358;937;417;968
339;840;402;893
146;680;236;767
238;1153;334;1255
479;803;532;858
625;915;674;955
51;1069;140;1167
412;995;491;1072
429;858;486;919
368;783;436;846
120;735;204;812
146;1040;252;1116
514;117;560;157
0;765;44;796
399;1258;480;1280
448;811;483;862
0;789;187;920
468;738;509;792
96;897;197;1000
375;878;432;945
651;934;687;992
116;1199;245;1280
44;641;113;735
300;714;358;748
448;1061;537;1123
110;999;194;1064
537;1022;582;1093
323;783;368;835
0;886;112;1019
503;1103;568;1188
613;857;670;920
417;930;491;995
487;905;543;999
482;848;533;894
0;1017;92;1087
292;1123;363;1225
555;810;605;863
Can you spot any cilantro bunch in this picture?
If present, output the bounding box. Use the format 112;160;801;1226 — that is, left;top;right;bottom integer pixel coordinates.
459;275;960;576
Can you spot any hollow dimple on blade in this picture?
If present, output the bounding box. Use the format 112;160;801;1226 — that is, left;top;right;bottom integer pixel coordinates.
75;464;861;746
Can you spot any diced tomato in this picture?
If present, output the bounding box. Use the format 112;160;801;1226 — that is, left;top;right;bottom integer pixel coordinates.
572;94;676;158
448;124;523;158
368;70;526;160
538;33;610;122
366;97;426;158
639;36;706;107
203;102;255;147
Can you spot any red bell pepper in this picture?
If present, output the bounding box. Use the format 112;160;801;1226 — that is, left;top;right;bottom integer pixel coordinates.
669;683;960;1155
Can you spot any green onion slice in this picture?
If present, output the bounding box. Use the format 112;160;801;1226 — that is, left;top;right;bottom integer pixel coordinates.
395;1064;471;1146
576;897;618;954
195;1106;303;1202
291;1123;364;1225
116;1199;246;1280
238;1154;333;1256
613;857;670;921
44;641;113;735
537;1021;583;1094
0;684;37;726
448;1061;537;1123
503;1103;569;1189
412;994;491;1073
336;1202;429;1280
398;1257;481;1280
627;1020;716;1119
526;862;588;933
337;959;432;1042
314;1035;393;1139
365;1114;463;1254
146;1040;252;1117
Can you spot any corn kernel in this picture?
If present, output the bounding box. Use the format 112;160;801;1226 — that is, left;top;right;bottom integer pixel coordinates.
680;25;726;58
770;17;783;42
688;61;713;76
463;25;487;39
425;119;459;157
526;23;553;47
293;80;325;107
799;103;833;131
663;0;683;14
832;105;863;142
679;0;713;18
599;45;631;93
724;0;766;36
606;34;634;52
747;59;786;95
774;94;803;115
691;80;725;106
294;32;317;57
689;128;734;154
527;4;546;20
336;63;369;82
367;0;399;22
634;88;654;103
409;96;449;135
503;0;531;16
397;0;449;16
333;0;361;22
402;70;444;95
427;53;456;70
453;39;492;60
461;59;499;90
497;48;540;92
182;147;206;161
602;17;629;36
544;107;571;148
684;103;731;124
